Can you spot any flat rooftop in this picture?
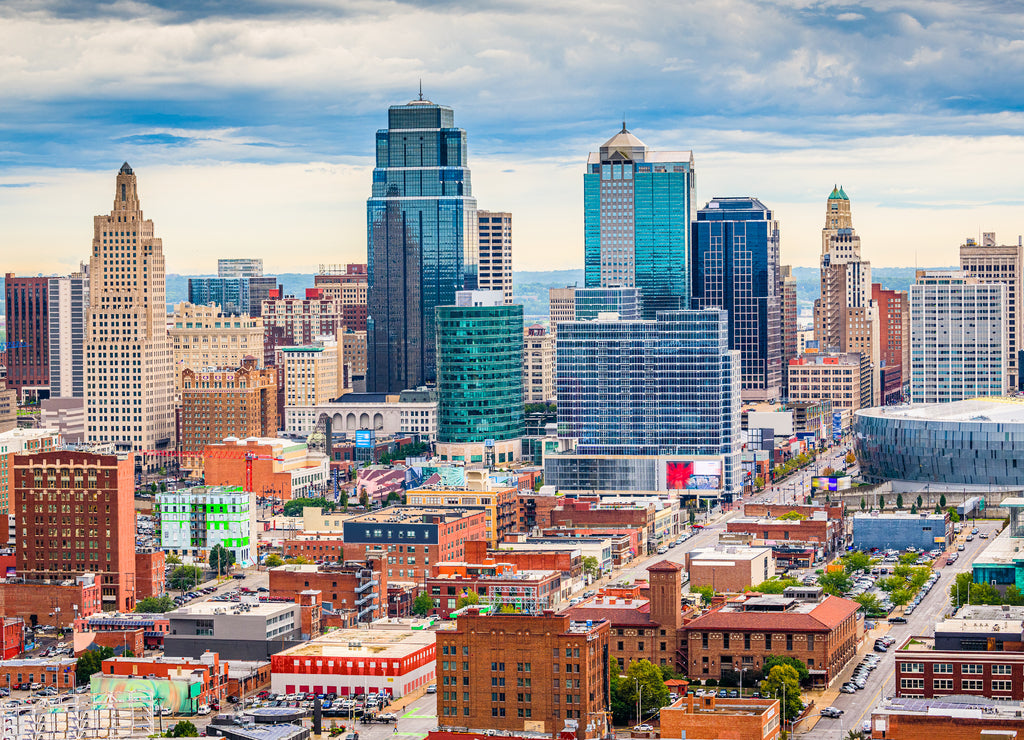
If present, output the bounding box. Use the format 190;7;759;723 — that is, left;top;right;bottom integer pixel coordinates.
169;602;295;618
689;546;772;563
874;694;1024;719
858;397;1024;424
348;506;482;524
275;627;435;659
971;529;1022;567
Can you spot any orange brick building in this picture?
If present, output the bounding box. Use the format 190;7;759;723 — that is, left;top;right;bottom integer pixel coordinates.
436;610;610;738
282;534;346;562
13;450;136;611
465;540;583;582
869;696;1024;739
180;359;278;470
682;589;860;687
268;559;387;622
0;658;76;689
203;437;329;501
0;577;101;628
660;694;781;740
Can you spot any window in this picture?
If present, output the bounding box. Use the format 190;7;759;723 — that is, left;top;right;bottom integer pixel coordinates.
786;635;793;651
934;663;953;674
899;678;923;690
744;634;750;650
961;679;984;691
765;634;772;649
723;634;729;649
993;680;1013;692
900;663;923;674
992;664;1012;675
962;664;984;674
933;679;953;690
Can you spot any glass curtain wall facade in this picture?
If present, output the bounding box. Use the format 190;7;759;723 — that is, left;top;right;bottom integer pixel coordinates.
188;277;250;317
555;310;741;491
693;197;782;401
436;303;524;443
584;127;694;318
367;99;478;393
575;286;642;321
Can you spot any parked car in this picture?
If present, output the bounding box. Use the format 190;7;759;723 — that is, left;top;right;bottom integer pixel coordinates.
888;616;907;624
426;685;437;694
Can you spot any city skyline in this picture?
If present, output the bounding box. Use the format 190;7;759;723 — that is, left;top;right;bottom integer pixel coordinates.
1;2;1024;275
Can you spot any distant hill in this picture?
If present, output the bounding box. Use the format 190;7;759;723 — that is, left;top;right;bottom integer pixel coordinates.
0;266;957;320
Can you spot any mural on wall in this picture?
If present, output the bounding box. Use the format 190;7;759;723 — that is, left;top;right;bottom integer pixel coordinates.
90;676;200;712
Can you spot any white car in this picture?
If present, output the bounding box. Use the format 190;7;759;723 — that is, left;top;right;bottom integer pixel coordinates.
197;705;210;716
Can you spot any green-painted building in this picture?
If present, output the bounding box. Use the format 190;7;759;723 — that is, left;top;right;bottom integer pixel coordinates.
436;291;524;444
156;485;256;567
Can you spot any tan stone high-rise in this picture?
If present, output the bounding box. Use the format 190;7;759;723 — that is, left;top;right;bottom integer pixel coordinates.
523;325;554;403
478;211;513;304
960;232;1023;390
169;302;266;398
813;187;879;406
780;265;799;394
548;287;576;334
85;163;175;458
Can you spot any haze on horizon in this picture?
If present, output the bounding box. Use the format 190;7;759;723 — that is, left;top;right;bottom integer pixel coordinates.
2;0;1024;276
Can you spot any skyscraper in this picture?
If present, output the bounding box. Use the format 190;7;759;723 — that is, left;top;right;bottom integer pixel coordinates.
4;273;50;401
477;211;513;304
693;197;782;401
188;277;251;316
367;96;478;393
48;266;90;399
217;258;263;278
584;125;695;318
780;265;799;395
910;270;1007;403
813;186;879;406
960;233;1023;389
84;163;175;455
872;284;909;404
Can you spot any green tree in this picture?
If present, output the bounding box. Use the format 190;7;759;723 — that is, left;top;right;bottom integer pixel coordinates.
285;555;311;565
1005;586;1024;606
760;664;802;724
891;588;912;606
622;660;670;722
135;596;175;613
896;494;904;509
950;572;974;608
817;570;853;596
878;495;884;509
167;565;204;590
854;593;883;614
609;656;631;726
939;494;947;508
583;556;600;581
76;646;114;685
916;494;923;509
778;511;807;521
263;554;284;568
754;475;765;490
948;507;961;523
282;497;333;517
688;509;696;526
359;490;370;509
763;655;809;685
692;585;714;605
860;497;866;511
748;578;799;594
412;593;435;616
208;544;235;576
167;720;199;737
165;554;182;565
842;551;874;574
455;591;480;610
898;552;919;566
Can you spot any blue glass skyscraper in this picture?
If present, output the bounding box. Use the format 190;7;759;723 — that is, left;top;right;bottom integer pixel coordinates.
367;96;478;393
692;197;782;401
584;126;695;319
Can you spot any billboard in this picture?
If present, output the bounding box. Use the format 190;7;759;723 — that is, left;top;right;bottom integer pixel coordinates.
811;476;852;492
90;675;200;713
832;411;842;441
355;430;376;448
666;460;723;490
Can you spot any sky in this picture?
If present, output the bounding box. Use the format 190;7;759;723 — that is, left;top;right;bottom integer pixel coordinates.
2;0;1024;275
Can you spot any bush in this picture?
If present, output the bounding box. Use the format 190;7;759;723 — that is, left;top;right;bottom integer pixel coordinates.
704;678;718;687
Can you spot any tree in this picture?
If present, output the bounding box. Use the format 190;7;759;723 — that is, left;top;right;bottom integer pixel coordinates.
167;720;199;737
282;497;333;517
263;554;284;568
939;494;947;508
455;591;480;610
688;509;696;526
359;490;370;509
853;593;882;614
916;494;923;509
1005;586;1024;606
209;544;236;576
898;552;920;566
136;596;175;613
860;497;866;511
778;511;806;521
896;494;904;509
609;656;631;726
285;555;311;565
412;593;435;616
948;507;961;523
891;588;911;606
583;556;600;581
167;565;204;590
842;551;874;574
760;664;802;724
691;585;714;605
165;554;182;565
763;655;809;685
950;572;974;608
748;578;799;594
817;570;853;596
821;466;835;477
754;475;765;490
76;646;114;685
622;660;670;722
911;504;918;514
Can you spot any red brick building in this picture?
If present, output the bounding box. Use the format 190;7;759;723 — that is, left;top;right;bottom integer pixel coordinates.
282;534;346;562
894;637;1024;700
100;652;232;704
549;499;654;543
741;503;844;521
869;696;1024;739
341;507;488;582
269;559;387;622
0;658;76;689
726;515;844;556
436;610;611;738
0;618;24;660
426;560;561;618
566;561;693;671
465;540;583;582
0;577;101;628
540;527;641;566
135;549;166;600
682;589;861;687
873;284;909;406
516;491;562;530
660;694;782;740
4;274;50;400
13;450;136;612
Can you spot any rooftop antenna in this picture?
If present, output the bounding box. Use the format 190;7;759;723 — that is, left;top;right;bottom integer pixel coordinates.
419;79;424;101
622;114;627;133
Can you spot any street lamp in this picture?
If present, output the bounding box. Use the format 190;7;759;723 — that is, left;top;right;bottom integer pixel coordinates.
634;679;644;725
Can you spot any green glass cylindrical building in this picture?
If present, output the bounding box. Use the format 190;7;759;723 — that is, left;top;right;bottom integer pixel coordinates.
436;293;524;444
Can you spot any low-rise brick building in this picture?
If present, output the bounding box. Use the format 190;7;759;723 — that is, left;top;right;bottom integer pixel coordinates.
436;610;610;739
682;587;860;687
0;657;76;689
741;503;844;520
0;574;101;629
135;549;166;600
726;514;844;558
549;498;656;553
685;545;776;594
268;559;387;622
282;534;346;562
426;560;561;618
659;694;782;740
869;695;1024;739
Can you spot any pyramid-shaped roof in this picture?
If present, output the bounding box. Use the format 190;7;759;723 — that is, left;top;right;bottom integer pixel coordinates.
828;184;848;201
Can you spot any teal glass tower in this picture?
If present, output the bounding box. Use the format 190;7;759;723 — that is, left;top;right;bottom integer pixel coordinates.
584;125;695;319
436;292;524;444
367;95;478;393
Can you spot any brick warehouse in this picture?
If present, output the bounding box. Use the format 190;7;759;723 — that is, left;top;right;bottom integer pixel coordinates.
436;610;610;739
13;450;136;612
566;560;693;671
682;588;860;687
269;559;388;622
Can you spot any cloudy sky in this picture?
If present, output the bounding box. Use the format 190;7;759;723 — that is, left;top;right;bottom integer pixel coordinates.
2;0;1024;275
